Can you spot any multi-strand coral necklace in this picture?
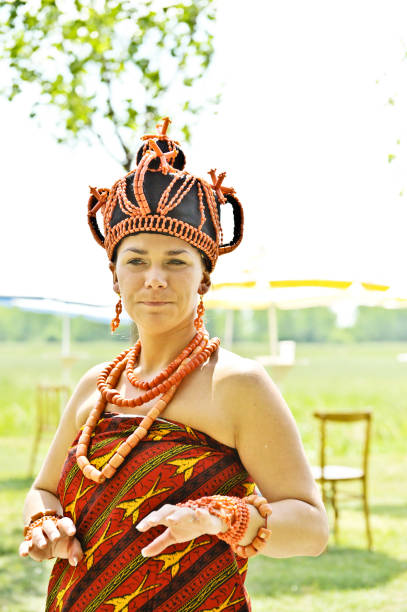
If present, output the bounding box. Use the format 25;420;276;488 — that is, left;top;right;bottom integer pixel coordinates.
76;302;220;484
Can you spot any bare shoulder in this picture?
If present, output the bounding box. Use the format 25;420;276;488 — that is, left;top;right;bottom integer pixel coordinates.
213;346;273;390
212;347;286;429
69;360;110;411
72;361;111;428
31;360;110;493
78;361;110;389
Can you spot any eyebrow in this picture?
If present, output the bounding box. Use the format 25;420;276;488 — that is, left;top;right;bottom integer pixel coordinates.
122;247;191;256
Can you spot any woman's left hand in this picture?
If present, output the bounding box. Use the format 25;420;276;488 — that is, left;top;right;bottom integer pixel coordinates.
136;503;227;557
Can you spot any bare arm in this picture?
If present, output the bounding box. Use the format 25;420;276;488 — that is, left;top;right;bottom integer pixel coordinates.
132;361;329;559
19;362;107;564
228;361;329;557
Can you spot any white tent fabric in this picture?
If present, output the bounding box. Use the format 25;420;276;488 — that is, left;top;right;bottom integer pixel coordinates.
0;295;132;363
0;295;132;323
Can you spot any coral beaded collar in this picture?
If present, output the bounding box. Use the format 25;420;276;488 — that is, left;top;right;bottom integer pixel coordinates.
76;305;220;484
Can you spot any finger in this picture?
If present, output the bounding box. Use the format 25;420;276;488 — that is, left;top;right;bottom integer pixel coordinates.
137;505;175;531
141;528;176;557
42;518;60;543
57;517;76;538
24;540;49;563
67;537;84;567
136;512;158;531
136;504;174;531
19;540;31;557
31;525;48;550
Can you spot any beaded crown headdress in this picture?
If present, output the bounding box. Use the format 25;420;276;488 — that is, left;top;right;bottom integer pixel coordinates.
87;117;244;272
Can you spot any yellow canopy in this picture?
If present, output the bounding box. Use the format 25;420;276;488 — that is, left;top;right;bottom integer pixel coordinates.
204;278;393;310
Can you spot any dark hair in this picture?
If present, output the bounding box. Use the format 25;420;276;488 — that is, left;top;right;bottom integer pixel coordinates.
200;252;212;274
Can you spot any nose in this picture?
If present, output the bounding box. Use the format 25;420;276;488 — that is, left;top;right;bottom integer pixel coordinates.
144;267;168;289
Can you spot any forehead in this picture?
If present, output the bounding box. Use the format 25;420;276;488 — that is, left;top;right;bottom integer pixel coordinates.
117;233;198;257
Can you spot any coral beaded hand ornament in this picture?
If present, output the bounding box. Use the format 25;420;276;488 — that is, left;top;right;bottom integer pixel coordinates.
80;117;272;557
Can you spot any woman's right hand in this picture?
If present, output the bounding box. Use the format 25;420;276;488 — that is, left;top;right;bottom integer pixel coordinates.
18;516;84;566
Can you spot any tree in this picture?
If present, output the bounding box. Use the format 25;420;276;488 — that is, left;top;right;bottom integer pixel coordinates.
0;0;217;170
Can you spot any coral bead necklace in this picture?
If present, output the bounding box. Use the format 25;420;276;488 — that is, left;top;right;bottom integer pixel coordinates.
76;310;220;484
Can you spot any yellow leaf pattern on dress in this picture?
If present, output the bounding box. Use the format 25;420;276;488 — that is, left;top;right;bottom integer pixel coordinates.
83;520;122;570
201;585;245;611
105;572;159;612
242;481;256;496
185;425;200;439
148;428;172;441
116;475;171;523
64;475;94;523
90;443;123;470
168;451;212;482
55;568;79;612
154;537;211;578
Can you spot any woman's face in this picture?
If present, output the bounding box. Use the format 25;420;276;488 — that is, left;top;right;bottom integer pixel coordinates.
111;233;209;334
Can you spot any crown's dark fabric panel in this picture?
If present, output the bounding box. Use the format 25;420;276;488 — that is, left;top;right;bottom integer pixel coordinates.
141;172;177;213
110;200;127;227
125;173;134;202
201;193;221;240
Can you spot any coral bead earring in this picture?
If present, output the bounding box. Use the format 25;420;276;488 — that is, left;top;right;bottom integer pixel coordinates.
111;296;122;333
194;294;205;331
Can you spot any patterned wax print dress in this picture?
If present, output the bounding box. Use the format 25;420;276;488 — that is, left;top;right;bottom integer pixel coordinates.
46;411;256;611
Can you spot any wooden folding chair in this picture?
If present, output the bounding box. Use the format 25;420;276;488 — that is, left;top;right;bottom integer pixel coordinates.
28;384;71;477
311;410;373;550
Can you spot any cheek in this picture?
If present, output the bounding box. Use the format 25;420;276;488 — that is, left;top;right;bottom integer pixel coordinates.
118;267;142;285
176;270;200;294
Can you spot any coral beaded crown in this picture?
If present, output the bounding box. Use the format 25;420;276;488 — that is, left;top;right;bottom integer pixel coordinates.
77;117;245;484
87;117;244;272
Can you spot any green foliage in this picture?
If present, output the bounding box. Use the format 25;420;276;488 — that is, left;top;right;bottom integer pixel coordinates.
205;308;230;338
2;305;407;344
70;315;131;342
277;307;337;342
353;306;407;341
0;306;130;343
0;306;60;342
0;0;217;170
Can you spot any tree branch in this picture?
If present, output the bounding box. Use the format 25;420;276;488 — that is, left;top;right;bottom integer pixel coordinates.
89;127;125;169
104;75;134;171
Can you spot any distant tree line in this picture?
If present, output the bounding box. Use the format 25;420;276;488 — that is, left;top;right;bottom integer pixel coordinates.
1;305;407;343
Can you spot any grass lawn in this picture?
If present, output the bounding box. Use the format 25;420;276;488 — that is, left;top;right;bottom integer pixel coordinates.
0;340;406;611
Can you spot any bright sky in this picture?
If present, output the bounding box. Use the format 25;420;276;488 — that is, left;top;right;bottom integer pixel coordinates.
2;0;407;311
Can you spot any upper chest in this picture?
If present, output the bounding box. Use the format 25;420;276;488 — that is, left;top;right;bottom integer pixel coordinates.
76;348;243;449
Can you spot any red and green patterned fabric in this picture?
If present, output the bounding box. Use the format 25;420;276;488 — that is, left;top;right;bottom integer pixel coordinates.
46;412;256;611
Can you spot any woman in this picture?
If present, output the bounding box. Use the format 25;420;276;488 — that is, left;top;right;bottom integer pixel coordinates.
20;118;329;611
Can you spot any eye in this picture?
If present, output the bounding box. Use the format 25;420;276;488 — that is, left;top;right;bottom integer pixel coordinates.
169;259;185;265
128;258;144;265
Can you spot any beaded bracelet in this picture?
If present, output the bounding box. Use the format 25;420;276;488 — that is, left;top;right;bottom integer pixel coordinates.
231;494;273;558
176;493;273;558
23;509;63;541
177;495;250;544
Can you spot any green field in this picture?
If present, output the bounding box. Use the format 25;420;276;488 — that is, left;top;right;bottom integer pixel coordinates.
1;340;406;611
